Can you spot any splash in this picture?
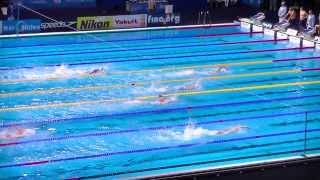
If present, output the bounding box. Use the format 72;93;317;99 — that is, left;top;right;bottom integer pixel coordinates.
2;65;107;82
165;69;195;77
156;124;248;142
146;82;168;93
0;128;36;140
176;79;202;91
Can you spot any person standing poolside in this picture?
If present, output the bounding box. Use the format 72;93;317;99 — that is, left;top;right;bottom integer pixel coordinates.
306;10;316;30
278;1;288;23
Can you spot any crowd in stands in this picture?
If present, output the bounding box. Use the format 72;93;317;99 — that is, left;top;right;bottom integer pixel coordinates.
253;1;320;38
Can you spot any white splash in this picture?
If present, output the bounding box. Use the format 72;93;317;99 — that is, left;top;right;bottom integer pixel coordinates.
156;124;248;142
165;69;195;77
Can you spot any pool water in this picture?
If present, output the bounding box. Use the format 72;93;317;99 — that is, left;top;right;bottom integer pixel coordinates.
0;24;320;179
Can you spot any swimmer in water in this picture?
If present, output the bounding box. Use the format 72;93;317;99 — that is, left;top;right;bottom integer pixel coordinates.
215;65;229;73
183;125;249;139
178;80;202;91
215;125;248;135
155;95;177;105
87;68;105;76
0;127;35;140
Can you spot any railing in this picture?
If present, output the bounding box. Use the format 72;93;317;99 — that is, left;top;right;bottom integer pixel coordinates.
198;10;211;25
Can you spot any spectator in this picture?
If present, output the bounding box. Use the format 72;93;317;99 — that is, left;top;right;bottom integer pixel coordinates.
302;10;316;36
306;9;316;30
299;7;308;29
316;25;320;36
278;1;288;23
286;7;298;28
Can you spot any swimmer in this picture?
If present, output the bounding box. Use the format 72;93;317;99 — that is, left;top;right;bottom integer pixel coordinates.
0;128;35;140
178;80;202;91
87;68;105;76
214;65;229;73
158;124;249;141
154;95;177;105
215;125;248;135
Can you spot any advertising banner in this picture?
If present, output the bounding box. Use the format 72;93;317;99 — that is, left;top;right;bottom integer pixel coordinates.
77;16;112;31
112;14;147;29
41;20;77;32
2;19;41;34
147;14;180;27
9;0;96;9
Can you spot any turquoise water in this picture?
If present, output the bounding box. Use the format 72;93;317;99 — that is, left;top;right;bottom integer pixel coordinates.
0;24;320;179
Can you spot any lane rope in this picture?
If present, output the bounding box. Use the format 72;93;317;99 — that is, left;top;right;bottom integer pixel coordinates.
1;109;319;147
2;94;319;128
0;128;319;169
0;69;300;97
0;60;273;84
1;79;319;112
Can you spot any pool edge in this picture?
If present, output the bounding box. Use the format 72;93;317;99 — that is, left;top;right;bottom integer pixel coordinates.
131;154;320;180
0;22;239;39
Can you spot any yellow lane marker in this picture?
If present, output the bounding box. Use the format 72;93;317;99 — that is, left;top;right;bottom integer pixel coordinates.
1;79;318;112
0;60;272;84
110;60;273;75
0;69;300;98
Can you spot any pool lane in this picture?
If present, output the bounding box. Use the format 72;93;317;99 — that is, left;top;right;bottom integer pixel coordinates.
0;32;266;57
1;65;319;108
1;25;320;179
0;24;241;48
0;37;283;64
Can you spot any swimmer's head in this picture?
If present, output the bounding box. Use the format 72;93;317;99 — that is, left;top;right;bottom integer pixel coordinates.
131;83;136;86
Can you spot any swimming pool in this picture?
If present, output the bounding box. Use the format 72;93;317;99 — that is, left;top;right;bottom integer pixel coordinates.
0;23;320;179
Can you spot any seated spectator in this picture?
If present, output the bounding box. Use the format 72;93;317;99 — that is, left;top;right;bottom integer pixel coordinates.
302;10;317;36
315;14;320;36
278;1;288;23
286;7;299;29
316;25;320;36
299;7;308;29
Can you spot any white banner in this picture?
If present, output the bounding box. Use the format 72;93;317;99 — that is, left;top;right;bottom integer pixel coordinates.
303;40;315;47
112;14;147;29
264;29;275;36
286;28;298;36
289;36;300;44
240;21;251;29
277;32;288;39
316;43;320;50
253;25;263;32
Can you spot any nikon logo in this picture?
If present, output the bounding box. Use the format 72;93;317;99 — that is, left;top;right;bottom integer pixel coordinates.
77;16;112;31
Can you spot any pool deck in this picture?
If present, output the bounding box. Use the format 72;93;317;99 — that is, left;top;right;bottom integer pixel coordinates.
134;154;320;180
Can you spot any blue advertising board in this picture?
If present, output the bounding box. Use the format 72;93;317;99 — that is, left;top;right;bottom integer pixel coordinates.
2;19;41;34
9;0;96;9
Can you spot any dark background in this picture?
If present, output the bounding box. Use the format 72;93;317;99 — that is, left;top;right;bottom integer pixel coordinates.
1;0;319;24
